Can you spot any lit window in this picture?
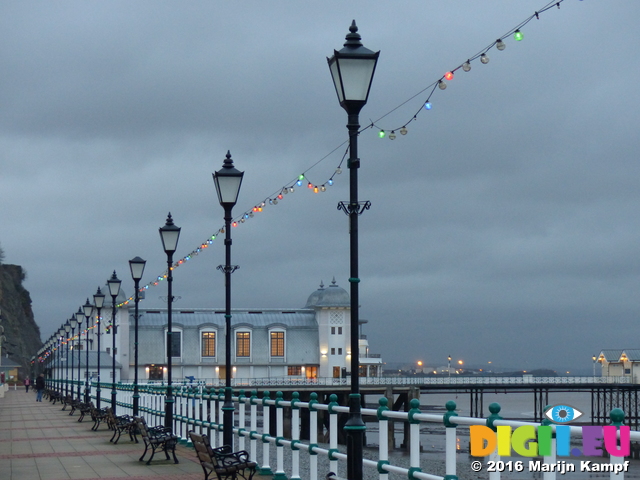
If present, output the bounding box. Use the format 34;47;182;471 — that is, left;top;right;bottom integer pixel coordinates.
202;332;216;357
288;366;302;375
270;331;284;357
236;332;250;357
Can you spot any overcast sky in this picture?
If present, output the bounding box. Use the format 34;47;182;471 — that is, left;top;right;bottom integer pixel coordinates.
2;1;638;374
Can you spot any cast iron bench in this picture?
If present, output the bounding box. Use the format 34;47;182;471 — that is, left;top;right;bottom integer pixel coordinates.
105;407;138;444
89;402;110;431
134;416;179;465
188;430;256;480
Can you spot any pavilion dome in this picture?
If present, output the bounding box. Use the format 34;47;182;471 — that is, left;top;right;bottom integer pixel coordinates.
305;278;350;308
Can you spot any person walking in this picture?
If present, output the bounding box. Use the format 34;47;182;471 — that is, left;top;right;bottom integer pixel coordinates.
24;376;30;393
35;373;45;402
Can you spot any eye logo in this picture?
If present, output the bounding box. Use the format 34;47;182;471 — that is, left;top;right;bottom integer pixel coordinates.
544;404;583;424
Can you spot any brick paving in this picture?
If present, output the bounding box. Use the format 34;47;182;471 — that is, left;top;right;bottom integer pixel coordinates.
0;387;266;480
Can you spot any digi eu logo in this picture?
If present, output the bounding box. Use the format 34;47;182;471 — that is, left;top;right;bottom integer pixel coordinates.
470;404;630;458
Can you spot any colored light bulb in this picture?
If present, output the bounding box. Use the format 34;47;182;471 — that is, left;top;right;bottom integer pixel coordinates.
378;130;385;138
514;30;523;41
424;102;432;110
444;71;454;80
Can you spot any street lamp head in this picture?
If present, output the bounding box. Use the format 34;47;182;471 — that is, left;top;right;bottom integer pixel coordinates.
93;287;105;309
129;256;147;281
64;322;71;334
159;213;181;255
75;307;84;325
70;318;78;330
107;271;122;298
327;20;379;114
213;151;244;207
83;298;93;318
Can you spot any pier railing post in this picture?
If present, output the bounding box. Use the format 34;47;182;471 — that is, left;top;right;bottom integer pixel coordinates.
290;392;301;480
377;397;390;480
408;399;422;479
259;391;273;475
609;408;628;480
328;394;339;476
218;387;225;447
486;403;502;480
274;391;288;480
308;392;319;480
443;400;458;480
250;390;258;463
238;390;246;452
540;405;556;480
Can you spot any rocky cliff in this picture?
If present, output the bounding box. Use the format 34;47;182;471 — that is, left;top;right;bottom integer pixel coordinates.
0;264;42;376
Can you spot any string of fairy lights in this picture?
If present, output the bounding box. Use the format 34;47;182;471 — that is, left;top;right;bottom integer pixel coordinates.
39;0;576;359
119;0;573;306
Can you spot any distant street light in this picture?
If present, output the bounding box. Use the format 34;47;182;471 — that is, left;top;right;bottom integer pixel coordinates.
74;307;84;400
69;317;77;399
159;213;181;430
129;256;146;416
64;322;71;398
83;299;93;403
213;151;244;447
107;271;122;413
93;287;105;408
328;21;378;480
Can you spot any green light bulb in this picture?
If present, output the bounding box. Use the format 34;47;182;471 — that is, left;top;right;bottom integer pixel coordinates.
378;130;385;138
514;30;523;41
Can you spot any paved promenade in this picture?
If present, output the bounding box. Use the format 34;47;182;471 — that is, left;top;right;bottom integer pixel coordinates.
0;387;239;480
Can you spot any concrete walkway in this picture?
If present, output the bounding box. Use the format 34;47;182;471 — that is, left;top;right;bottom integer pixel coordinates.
0;388;263;480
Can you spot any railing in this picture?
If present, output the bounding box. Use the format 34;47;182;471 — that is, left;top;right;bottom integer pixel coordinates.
132;375;632;387
53;379;640;480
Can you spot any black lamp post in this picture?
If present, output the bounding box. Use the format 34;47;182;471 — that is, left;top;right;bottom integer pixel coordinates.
213;151;244;448
129;256;146;416
93;287;105;408
83;299;93;403
57;328;64;395
64;322;71;398
159;213;181;430
69;317;78;402
328;21;378;480
75;307;84;400
107;271;121;413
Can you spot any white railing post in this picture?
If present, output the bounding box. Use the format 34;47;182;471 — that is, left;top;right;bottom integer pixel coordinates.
308;392;319;480
259;391;273;476
328;394;339;477
238;389;246;452
486;403;502;480
217;387;224;446
250;390;258;463
377;397;390;480
408;398;422;479
443;400;458;480
274;391;288;480
608;408;629;480
290;392;301;480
